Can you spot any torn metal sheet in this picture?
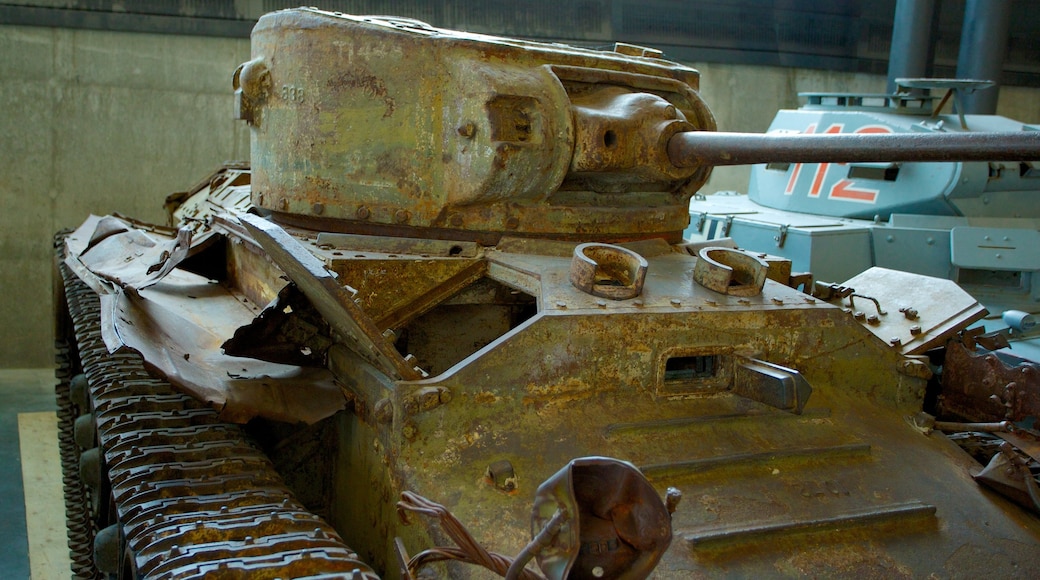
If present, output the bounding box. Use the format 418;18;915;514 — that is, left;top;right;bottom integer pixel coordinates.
238;212;426;381
222;283;334;367
76;215;193;294
105;268;347;424
65;214;346;424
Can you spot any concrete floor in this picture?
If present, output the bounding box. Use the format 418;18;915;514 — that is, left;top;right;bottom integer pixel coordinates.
1;368;71;579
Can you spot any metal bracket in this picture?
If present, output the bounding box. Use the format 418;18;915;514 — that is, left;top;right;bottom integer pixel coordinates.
896;78;994;131
692;247;768;296
570;243;648;300
732;358;813;414
774;224;789;248
722;215;734;237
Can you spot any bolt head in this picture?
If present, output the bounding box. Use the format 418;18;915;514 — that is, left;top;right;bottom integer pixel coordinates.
485;459;517;492
402;423;418;441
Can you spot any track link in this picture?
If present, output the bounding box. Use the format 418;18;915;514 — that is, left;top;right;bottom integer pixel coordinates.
56;234;379;579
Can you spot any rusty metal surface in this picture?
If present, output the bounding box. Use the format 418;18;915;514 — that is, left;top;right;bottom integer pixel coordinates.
833;267;988;355
732;358;813;414
530;457;672;579
109;269;348;425
51;8;1040;578
74;215;192;294
973;447;1040;514
668;129;1040;167
64;217;349;425
312;239;489;332
568;242;648;300
222;283;334;367
568;85;695;189
242;8;715;242
56;233;378;579
692;247;768;296
319;238;1040;576
941;340;1040;423
58;186;1040;578
168;165;252;240
239;213;426;381
316;232;480;258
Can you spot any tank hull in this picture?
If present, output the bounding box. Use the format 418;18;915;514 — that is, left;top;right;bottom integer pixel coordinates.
57;174;1040;576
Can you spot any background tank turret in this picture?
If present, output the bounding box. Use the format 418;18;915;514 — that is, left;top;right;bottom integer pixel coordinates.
55;8;1040;579
746;81;1040;221
690;80;1040;332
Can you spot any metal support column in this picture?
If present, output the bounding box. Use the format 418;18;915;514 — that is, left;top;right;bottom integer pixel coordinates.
886;0;937;94
955;0;1012;114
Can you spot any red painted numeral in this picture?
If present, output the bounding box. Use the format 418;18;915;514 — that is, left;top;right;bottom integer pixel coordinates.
784;124;893;204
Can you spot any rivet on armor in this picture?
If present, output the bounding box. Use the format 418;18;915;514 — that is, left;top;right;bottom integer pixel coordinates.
402;422;418;441
374;398;394;424
485;459;517;492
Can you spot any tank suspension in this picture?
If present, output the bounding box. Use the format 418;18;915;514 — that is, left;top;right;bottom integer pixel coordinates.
55;233;379;579
668;130;1040;167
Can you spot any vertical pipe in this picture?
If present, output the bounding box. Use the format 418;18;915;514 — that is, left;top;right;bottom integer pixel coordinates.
886;0;937;94
955;0;1012;114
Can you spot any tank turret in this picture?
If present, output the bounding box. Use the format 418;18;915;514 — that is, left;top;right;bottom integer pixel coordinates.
235;10;715;244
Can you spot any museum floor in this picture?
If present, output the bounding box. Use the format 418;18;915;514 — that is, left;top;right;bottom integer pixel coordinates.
1;368;71;579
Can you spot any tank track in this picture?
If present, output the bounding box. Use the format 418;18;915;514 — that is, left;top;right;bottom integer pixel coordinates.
55;312;99;577
55;233;379;579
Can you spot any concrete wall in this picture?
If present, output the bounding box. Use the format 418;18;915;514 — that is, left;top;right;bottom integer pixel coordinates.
1;25;249;367
1;24;1038;367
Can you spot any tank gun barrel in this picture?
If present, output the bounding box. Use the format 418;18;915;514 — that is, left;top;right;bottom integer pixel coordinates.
668;130;1040;167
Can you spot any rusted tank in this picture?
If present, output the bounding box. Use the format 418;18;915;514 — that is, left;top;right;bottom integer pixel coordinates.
55;8;1040;579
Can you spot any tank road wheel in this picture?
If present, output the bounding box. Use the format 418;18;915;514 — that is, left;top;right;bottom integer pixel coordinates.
55;369;103;579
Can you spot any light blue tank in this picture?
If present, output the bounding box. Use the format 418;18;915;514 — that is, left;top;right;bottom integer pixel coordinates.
689;85;1040;355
